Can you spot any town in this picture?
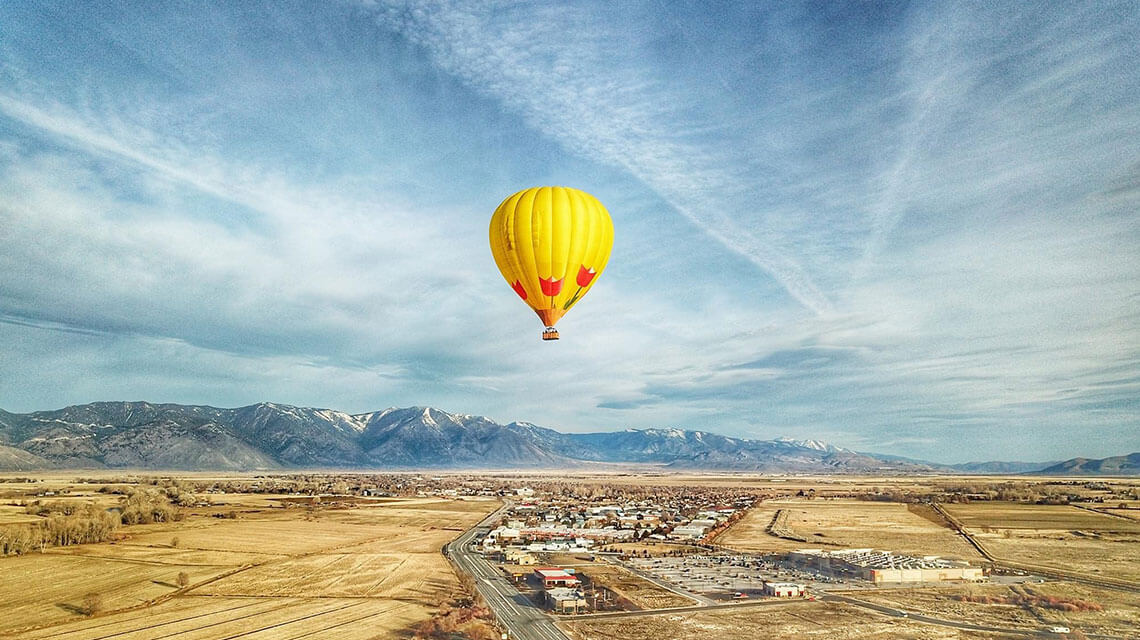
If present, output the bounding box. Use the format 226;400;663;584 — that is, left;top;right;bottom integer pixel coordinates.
459;485;991;618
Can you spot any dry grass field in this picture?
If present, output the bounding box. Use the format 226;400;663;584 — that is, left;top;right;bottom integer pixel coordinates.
558;600;1012;640
0;505;42;525
579;564;695;609
0;553;231;626
943;503;1140;582
718;500;981;560
1093;505;1140;521
0;494;497;639
944;503;1140;533
856;582;1140;637
8;597;431;640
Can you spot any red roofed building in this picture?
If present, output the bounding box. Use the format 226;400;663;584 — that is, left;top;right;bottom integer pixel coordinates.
534;567;581;588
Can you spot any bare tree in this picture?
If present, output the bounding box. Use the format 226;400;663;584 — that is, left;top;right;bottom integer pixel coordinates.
82;592;104;616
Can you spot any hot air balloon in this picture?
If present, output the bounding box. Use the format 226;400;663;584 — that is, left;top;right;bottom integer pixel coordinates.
489;186;614;340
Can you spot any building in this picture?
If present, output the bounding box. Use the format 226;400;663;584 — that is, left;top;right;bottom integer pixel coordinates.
534;567;581;589
669;525;709;539
788;548;984;584
544;587;588;613
486;527;520;543
763;582;805;597
515;526;634;542
504;548;538;565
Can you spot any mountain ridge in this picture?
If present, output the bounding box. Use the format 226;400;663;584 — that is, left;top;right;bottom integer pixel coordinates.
0;401;1130;474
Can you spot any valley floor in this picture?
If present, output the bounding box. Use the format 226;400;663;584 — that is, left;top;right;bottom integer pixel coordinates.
0;490;497;639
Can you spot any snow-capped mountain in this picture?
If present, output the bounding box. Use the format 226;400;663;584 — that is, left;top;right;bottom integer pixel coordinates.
0;401;1091;473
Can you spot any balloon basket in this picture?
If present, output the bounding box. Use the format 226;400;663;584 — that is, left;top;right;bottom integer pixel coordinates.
542;327;560;341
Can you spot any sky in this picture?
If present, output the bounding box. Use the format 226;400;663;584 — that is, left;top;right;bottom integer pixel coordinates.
1;1;1138;463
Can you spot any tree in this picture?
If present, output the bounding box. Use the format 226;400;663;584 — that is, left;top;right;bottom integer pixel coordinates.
82;592;104;616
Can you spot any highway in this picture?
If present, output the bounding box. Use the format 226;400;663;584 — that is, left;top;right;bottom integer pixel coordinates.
445;504;570;640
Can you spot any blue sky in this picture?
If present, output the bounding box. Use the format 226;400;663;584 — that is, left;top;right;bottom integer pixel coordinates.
1;1;1137;463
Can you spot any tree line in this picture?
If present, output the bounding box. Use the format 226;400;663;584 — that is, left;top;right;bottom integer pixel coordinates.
1;487;184;556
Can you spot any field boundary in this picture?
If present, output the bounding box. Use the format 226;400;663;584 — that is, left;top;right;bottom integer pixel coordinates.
765;508;807;543
931;503;1140;593
1071;503;1139;522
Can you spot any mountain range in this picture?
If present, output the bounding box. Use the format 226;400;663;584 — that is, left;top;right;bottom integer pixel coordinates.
0;402;1132;474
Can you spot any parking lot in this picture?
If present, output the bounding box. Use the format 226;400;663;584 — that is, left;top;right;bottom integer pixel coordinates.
625;553;852;600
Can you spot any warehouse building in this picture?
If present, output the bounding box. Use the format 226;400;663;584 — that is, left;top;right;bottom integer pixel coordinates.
788;548;983;583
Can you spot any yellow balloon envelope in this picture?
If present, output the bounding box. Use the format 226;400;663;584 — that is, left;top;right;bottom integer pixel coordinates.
489;186;614;340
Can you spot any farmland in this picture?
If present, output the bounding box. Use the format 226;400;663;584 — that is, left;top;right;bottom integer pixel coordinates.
557;600;1010;640
943;503;1140;582
855;582;1140;638
0;477;497;639
717;499;981;560
8;597;428;640
3;472;1140;640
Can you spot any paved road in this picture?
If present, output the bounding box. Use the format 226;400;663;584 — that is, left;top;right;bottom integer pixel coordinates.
446;504;570;640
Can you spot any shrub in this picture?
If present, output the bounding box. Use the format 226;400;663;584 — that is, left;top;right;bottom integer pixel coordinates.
82;592;104;616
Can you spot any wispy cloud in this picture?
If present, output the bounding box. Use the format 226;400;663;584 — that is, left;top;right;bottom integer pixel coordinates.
364;1;835;314
0;2;1137;462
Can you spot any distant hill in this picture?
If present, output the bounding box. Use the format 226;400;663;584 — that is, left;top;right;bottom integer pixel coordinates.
948;460;1057;474
0;444;51;471
0;401;1125;473
1038;452;1140;475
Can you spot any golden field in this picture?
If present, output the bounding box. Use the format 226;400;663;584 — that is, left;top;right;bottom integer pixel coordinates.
943;503;1140;582
717;499;981;560
855;582;1140;637
558;600;1011;640
0;488;497;639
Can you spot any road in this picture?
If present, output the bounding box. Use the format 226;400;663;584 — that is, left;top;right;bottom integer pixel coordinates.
445;504;570;640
